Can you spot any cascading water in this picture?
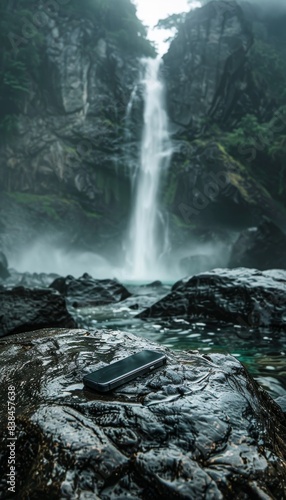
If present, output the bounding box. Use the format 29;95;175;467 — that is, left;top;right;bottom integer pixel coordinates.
125;57;173;280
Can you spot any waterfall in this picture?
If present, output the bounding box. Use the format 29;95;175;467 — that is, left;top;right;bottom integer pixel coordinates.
125;57;173;280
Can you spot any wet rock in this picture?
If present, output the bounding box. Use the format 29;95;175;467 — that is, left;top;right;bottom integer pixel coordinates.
50;273;131;307
0;287;77;337
0;328;285;499
229;219;286;270
275;396;286;413
137;268;286;329
164;1;254;135
143;280;162;288
0;8;144;252
0;251;10;280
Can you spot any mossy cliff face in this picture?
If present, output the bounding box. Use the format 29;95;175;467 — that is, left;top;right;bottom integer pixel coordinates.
163;0;286;242
0;1;149;250
164;141;286;238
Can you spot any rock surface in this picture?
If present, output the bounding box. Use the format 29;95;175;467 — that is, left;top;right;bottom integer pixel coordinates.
138;268;286;329
49;273;131;307
0;4;147;253
164;0;254;135
229;219;286;270
164;139;286;248
0;328;285;499
0;287;77;337
0;251;9;280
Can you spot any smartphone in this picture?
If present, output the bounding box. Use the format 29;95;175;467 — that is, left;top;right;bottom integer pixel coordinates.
83;350;167;392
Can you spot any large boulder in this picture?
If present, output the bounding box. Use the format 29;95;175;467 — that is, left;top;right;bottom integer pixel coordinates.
137;268;286;329
229;219;286;270
50;273;131;307
0;287;77;337
0;328;285;498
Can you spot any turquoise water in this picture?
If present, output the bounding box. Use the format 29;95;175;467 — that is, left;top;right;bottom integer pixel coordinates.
74;283;286;399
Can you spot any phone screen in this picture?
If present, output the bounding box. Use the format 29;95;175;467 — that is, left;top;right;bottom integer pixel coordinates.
85;350;164;384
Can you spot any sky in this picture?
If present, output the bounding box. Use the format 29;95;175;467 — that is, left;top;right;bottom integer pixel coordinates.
134;0;201;55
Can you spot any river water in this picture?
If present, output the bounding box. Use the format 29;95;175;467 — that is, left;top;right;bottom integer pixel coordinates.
73;282;286;400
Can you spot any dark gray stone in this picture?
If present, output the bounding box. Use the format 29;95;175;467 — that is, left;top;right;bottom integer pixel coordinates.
229;219;286;270
50;273;131;307
0;328;285;498
138;268;286;329
164;0;254;135
0;287;77;337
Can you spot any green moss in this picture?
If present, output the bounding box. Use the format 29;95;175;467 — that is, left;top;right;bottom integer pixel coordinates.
84;211;102;220
171;213;196;230
8;192;60;219
164;174;178;206
217;143;229;157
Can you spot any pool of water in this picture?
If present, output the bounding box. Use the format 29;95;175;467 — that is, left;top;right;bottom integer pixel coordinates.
73;283;286;399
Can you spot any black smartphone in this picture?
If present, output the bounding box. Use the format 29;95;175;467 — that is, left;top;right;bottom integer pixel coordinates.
83;350;167;392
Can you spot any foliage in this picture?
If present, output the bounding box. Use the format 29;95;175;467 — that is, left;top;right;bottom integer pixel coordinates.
67;0;155;56
249;38;286;104
156;13;187;31
224;110;286;203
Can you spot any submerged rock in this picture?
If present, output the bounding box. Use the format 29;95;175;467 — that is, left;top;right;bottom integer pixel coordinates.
137;268;286;329
229;219;286;270
50;273;131;307
0;328;285;499
0;287;77;337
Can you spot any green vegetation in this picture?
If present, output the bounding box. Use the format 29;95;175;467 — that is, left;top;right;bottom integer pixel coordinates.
7;192;62;220
66;0;155;56
249;38;286;104
220;15;286;207
7;191;103;222
223;109;286;204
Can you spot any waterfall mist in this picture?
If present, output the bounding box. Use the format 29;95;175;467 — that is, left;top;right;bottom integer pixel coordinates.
9;239;116;279
124;57;173;280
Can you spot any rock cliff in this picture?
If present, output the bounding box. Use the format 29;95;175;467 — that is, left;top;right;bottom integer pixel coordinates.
0;1;150;252
162;0;286;248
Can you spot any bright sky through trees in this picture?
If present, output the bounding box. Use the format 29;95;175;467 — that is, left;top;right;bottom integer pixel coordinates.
134;0;201;54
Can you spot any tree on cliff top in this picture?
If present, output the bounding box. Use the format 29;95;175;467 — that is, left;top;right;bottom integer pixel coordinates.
67;0;155;57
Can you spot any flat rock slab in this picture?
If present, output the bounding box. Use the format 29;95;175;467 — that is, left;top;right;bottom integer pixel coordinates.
138;268;286;329
0;328;285;499
0;287;77;337
50;273;131;307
